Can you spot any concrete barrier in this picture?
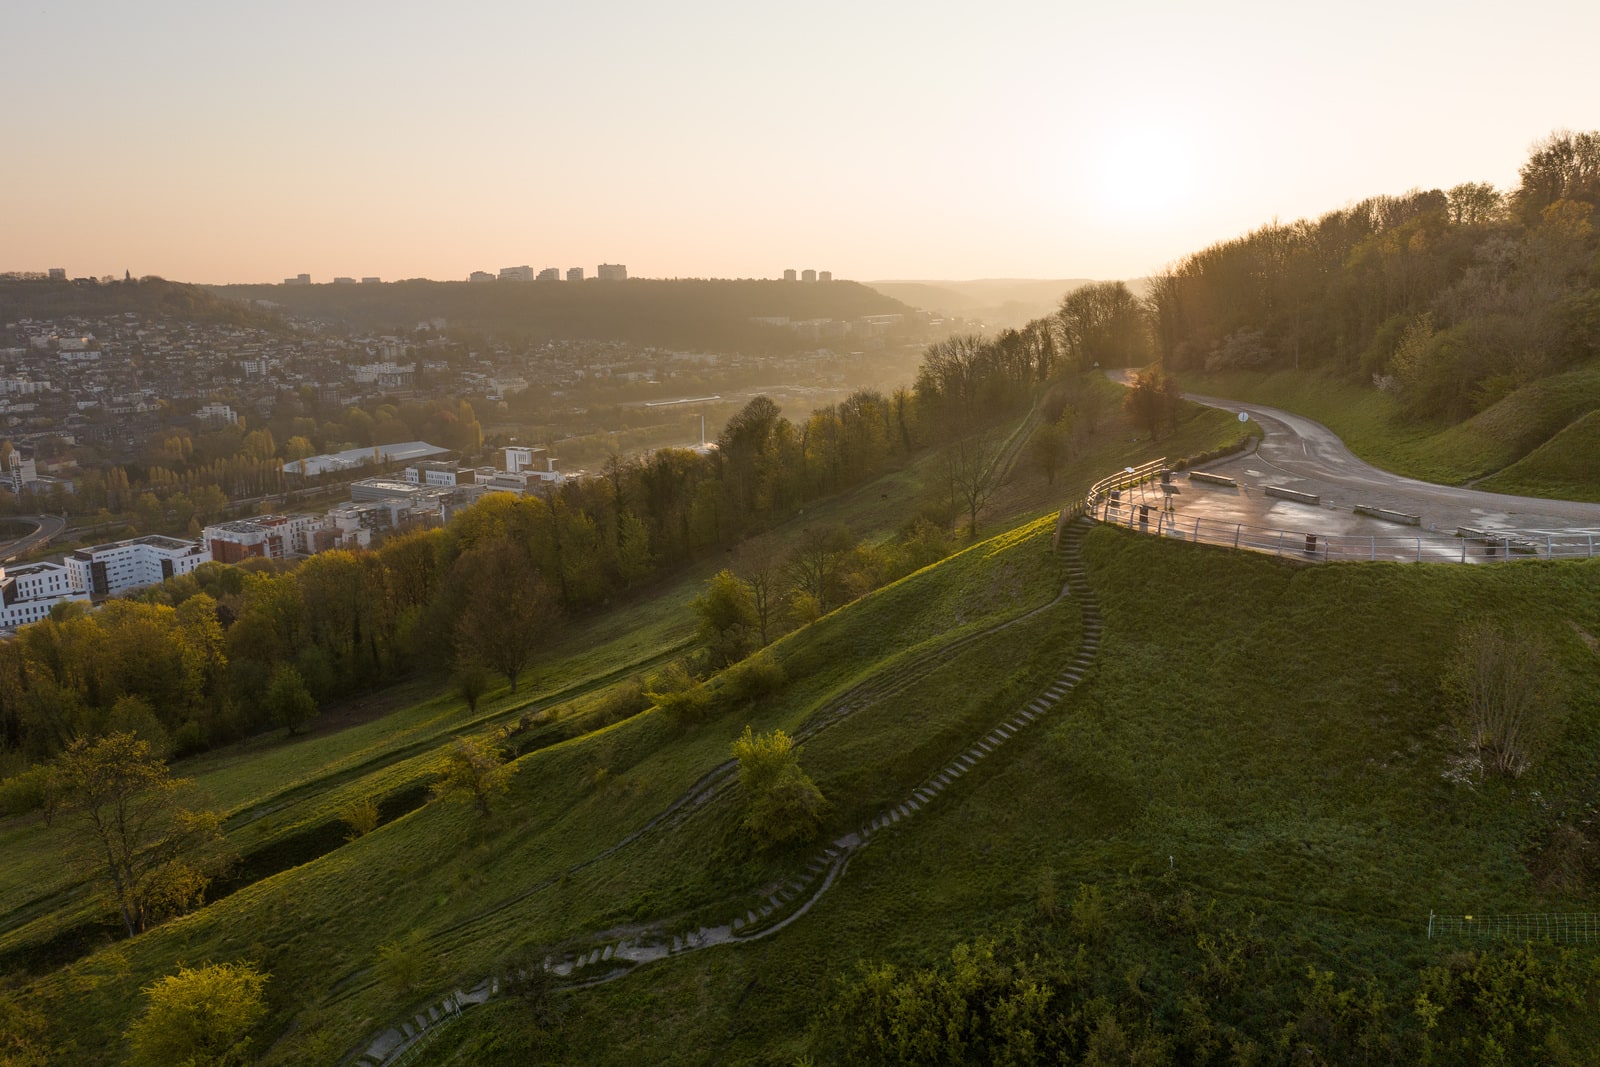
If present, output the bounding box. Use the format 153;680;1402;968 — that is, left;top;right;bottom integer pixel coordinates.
1187;470;1237;488
1457;527;1540;554
1354;504;1421;526
1264;486;1320;505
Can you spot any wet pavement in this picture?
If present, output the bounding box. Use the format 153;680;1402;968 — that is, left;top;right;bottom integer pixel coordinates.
1096;393;1600;563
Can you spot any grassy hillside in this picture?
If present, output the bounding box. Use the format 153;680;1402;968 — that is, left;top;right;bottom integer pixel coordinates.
427;535;1600;1065
1476;409;1600;502
1178;366;1600;499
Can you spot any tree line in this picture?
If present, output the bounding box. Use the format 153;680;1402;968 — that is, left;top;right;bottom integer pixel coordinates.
1146;130;1600;421
0;318;1081;783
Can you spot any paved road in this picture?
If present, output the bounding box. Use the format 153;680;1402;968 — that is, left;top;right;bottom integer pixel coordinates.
0;514;66;561
1183;395;1600;536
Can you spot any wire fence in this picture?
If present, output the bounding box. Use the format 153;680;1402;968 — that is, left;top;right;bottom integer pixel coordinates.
1428;912;1600;944
1059;461;1600;564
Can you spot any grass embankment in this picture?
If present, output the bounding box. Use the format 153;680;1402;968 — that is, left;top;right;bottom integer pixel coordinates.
1179;365;1600;498
430;532;1600;1064
0;385;1266;1061
9;507;1084;1064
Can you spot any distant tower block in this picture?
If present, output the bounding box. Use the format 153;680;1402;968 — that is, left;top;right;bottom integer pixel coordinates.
536;267;559;281
818;270;832;282
597;263;627;280
567;267;584;282
801;269;817;283
783;268;797;282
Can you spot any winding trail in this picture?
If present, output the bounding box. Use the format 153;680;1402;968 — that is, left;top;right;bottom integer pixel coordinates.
349;516;1105;1066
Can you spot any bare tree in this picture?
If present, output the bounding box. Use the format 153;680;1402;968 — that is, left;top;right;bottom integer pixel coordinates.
1443;620;1562;779
734;535;786;646
946;433;1005;540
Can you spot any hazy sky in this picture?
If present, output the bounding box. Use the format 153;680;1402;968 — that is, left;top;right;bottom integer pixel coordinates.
6;1;1600;285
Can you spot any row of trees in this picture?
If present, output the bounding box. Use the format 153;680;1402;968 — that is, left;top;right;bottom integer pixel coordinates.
0;316;1076;771
1146;131;1600;420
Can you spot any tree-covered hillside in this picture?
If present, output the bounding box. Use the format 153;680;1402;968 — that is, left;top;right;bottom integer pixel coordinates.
1147;132;1600;424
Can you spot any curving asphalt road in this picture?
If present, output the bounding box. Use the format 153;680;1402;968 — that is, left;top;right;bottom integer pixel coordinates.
0;514;66;561
1182;393;1600;537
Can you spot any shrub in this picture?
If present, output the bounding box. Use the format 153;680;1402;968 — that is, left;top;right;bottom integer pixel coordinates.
732;725;827;848
339;796;380;840
124;961;268;1067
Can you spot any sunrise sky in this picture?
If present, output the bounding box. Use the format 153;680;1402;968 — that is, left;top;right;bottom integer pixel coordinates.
7;0;1600;285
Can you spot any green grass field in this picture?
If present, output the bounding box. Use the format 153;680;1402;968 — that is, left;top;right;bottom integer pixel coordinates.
13;379;1595;1063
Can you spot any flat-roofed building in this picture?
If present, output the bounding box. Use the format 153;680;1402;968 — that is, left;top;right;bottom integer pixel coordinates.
0;562;89;627
203;514;321;563
66;535;210;599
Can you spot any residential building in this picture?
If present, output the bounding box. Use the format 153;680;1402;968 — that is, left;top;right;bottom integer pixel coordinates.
536;268;560;282
801;269;817;282
783;269;797;282
566;267;584;282
0;562;89;628
333;277;357;285
499;265;535;282
204;514;321;562
361;276;382;284
597;263;626;281
818;270;833;282
469;271;495;283
66;535;210;599
195;402;239;427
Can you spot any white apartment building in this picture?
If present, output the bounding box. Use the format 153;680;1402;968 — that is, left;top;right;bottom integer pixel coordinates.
0;562;89;628
499;265;535;282
66;535;211;599
597;263;627;280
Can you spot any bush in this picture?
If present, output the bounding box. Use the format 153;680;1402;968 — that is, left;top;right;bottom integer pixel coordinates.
0;763;58;820
732;725;827;848
721;652;785;704
339;796;380;840
124;961;268;1067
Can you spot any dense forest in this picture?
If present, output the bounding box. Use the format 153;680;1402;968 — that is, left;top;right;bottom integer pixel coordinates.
210;278;915;351
1146;131;1600;421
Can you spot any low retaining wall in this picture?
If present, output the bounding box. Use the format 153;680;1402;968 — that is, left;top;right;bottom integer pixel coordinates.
1187;470;1237;487
1264;486;1320;505
1353;504;1421;526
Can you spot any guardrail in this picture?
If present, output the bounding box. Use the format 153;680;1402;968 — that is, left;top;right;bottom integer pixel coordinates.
1056;461;1599;563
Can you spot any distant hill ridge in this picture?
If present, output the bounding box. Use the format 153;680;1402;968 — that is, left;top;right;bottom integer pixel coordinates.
208;278;914;351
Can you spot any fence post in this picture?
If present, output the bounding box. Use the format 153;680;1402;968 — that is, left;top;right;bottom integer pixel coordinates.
1193;518;1200;540
1370;536;1375;561
1428;911;1434;940
1417;539;1422;563
1462;539;1467;563
1276;530;1284;556
1234;524;1242;549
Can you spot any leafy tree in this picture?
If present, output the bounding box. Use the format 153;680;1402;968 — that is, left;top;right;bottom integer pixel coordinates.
125;961;268;1067
454;660;492;714
432;735;516;816
265;664;318;736
451;537;559;693
1029;420;1070;486
1122;367;1180;441
693;569;758;669
55;732;226;937
732;725;826;848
